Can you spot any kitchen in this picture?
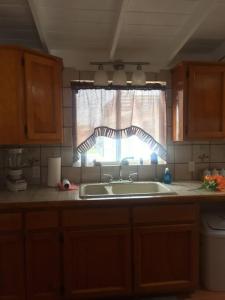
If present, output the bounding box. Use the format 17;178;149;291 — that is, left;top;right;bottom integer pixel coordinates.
1;0;225;300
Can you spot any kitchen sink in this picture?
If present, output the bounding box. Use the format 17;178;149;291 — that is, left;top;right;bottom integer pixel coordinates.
79;181;176;198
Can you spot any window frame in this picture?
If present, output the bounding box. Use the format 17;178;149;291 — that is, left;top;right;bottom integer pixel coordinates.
72;81;167;167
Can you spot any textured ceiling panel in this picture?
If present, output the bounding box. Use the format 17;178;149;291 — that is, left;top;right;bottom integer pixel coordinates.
0;0;43;49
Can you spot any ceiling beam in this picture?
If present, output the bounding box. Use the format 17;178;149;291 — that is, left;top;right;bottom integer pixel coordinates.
110;0;130;60
27;0;49;52
166;0;217;66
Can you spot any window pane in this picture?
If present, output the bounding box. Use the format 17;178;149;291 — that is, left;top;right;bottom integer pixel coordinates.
86;136;117;164
86;135;166;164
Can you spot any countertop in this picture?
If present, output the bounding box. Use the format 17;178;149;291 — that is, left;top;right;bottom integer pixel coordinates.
0;181;225;209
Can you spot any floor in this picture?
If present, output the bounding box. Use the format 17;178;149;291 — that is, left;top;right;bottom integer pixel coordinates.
185;290;225;300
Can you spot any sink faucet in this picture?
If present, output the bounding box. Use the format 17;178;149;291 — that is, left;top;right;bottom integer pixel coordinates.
103;174;113;183
129;172;138;182
119;157;134;181
120;156;134;166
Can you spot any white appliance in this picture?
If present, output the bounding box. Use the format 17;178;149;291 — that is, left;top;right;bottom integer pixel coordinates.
201;213;225;291
6;148;27;192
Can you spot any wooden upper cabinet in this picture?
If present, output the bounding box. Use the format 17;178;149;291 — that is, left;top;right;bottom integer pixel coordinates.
0;48;24;144
172;62;225;141
24;53;62;143
0;46;63;145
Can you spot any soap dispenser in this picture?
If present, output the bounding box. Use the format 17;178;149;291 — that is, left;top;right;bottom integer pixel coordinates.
163;167;172;184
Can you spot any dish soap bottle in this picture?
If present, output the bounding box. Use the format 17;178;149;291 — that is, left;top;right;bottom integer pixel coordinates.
163;167;172;184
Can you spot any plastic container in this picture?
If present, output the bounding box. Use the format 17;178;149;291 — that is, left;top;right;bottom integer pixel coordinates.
150;152;158;164
201;213;225;291
212;168;219;176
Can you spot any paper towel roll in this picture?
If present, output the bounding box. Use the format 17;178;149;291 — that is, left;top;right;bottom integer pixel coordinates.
47;157;61;187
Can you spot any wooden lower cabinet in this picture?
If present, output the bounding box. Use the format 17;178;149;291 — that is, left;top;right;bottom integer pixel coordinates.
0;234;25;300
25;231;61;300
0;205;199;300
134;224;198;294
63;228;132;299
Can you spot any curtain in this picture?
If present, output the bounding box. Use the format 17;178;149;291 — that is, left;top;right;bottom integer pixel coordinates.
73;89;167;160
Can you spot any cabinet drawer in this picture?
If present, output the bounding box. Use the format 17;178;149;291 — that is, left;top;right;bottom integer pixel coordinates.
62;208;130;227
0;213;22;231
25;211;59;230
133;204;198;225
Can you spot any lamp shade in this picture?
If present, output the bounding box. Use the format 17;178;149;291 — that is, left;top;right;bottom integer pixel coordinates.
132;65;146;86
94;65;108;86
112;69;127;85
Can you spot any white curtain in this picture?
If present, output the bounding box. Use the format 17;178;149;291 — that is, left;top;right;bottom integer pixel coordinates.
74;89;167;159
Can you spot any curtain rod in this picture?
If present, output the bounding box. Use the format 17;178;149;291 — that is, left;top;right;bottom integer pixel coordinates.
71;81;166;92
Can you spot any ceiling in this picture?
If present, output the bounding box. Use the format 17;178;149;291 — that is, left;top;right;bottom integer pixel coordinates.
2;0;225;71
0;0;42;49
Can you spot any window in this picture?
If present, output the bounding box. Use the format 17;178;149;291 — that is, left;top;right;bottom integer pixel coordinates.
85;135;164;165
73;85;167;165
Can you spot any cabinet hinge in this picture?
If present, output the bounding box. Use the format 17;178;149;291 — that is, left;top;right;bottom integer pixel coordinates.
60;285;65;296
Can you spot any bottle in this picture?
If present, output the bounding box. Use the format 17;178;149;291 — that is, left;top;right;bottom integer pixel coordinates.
163;168;172;184
150;152;158;165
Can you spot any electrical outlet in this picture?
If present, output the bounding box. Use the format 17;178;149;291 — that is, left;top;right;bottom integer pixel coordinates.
188;161;195;172
32;166;40;178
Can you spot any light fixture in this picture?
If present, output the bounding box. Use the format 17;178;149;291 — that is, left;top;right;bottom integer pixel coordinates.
112;62;127;85
93;64;108;86
90;61;149;86
131;64;146;86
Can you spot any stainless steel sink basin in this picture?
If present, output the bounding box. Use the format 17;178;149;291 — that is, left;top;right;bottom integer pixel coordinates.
79;181;176;198
79;183;109;198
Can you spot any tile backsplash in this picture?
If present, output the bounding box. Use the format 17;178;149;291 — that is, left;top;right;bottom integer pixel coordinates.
1;67;225;187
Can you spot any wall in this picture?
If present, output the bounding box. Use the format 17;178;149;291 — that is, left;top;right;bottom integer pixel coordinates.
0;67;225;187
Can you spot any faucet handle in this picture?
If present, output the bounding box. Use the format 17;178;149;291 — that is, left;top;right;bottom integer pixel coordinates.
103;173;113;182
129;172;138;182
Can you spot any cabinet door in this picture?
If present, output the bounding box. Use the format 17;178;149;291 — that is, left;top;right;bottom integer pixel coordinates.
171;64;186;141
0;48;24;144
134;224;198;294
26;231;61;300
188;65;225;138
24;53;62;143
63;228;131;299
0;234;25;300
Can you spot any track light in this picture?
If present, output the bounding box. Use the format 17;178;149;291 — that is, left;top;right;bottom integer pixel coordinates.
91;61;149;86
132;65;146;86
93;65;108;86
112;62;127;85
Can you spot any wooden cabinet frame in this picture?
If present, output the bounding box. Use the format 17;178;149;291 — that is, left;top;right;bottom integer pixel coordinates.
0;204;199;300
172;61;225;141
0;45;63;145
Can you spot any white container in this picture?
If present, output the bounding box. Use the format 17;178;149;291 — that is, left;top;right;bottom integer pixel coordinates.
221;168;225;177
201;214;225;291
47;157;61;187
211;168;219;176
203;169;211;177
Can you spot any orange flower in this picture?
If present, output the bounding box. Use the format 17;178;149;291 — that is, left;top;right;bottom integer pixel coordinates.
203;175;225;192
